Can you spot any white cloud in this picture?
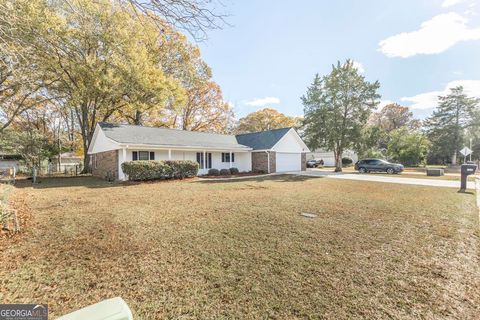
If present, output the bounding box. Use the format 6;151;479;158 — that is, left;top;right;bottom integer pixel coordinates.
244;96;280;107
442;0;466;8
378;12;480;58
352;61;365;73
401;80;480;110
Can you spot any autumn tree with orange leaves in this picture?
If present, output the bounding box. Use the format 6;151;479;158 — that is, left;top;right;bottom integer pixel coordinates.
235;108;301;134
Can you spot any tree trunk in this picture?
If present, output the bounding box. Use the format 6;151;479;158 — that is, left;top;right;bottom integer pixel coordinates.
134;110;142;125
452;151;457;166
334;148;343;172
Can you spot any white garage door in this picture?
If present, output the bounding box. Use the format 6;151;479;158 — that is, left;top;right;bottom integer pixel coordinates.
276;152;301;172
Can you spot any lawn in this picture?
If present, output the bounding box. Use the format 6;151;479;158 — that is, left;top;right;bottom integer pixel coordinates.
1;176;479;319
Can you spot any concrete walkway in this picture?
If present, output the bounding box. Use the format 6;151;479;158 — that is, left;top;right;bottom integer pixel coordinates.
289;170;476;189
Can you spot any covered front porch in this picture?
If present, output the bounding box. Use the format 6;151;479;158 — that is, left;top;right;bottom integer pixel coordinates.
116;146;252;180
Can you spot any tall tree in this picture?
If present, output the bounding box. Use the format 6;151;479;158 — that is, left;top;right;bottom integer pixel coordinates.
424;86;478;165
2;0;186;171
236;108;301;133
163;81;234;133
370;103;418;132
302;60;381;171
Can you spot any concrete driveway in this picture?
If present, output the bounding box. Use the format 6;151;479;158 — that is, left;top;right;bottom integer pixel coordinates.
289;170;476;189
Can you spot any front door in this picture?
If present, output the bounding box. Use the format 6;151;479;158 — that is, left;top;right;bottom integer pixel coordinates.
196;152;212;170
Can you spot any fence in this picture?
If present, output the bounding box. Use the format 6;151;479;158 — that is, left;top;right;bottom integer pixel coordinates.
0;167;16;183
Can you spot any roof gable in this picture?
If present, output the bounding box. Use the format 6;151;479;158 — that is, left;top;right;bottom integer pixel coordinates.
235;128;291;150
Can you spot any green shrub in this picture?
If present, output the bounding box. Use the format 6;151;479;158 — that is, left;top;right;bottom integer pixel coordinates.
208;168;220;176
342;158;353;166
219;169;231;175
165;160;199;179
229;167;239;174
121;160;199;181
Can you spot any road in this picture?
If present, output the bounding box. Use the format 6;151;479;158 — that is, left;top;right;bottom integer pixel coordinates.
289;170;476;189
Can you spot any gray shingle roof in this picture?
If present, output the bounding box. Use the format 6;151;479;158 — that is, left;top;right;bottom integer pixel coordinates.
235;127;291;150
98;123;251;150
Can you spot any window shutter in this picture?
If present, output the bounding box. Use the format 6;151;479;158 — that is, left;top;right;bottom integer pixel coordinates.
150;152;155;160
132;151;138;161
221;153;224;162
208;153;212;169
232;153;235;162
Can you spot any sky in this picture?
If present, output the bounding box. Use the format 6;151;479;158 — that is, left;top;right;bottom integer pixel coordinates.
196;0;480;119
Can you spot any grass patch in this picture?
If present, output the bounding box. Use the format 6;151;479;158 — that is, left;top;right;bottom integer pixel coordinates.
1;176;479;319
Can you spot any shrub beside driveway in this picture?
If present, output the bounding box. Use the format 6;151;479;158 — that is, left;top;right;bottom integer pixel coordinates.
1;176;479;319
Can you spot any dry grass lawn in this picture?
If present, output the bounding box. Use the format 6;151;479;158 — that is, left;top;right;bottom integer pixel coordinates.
1;176;479;319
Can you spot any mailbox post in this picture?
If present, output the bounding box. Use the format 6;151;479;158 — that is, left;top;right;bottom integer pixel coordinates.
460;164;477;191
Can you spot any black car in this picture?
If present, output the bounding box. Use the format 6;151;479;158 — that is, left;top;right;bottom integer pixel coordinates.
354;159;404;174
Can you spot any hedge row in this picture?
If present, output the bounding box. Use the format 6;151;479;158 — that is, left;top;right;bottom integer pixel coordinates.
121;160;199;181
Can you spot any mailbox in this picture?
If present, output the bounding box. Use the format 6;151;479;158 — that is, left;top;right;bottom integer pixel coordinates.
460;164;477;190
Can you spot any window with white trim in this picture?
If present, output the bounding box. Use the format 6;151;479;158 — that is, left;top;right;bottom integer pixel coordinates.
132;151;155;161
221;152;235;163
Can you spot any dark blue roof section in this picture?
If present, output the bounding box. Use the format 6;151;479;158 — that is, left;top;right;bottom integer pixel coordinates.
235;128;291;150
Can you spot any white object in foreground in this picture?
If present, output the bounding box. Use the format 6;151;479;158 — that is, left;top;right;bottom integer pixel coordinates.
57;297;133;320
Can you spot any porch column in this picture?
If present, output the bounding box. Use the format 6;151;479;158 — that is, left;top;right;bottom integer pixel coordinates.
168;149;172;160
229;151;232;168
118;148;127;181
203;150;206;170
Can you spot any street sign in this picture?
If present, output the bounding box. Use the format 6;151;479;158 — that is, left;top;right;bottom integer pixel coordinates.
460;147;472;156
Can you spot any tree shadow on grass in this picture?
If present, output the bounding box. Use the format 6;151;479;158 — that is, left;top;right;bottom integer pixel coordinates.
12;174;323;189
195;174;324;184
13;176;124;189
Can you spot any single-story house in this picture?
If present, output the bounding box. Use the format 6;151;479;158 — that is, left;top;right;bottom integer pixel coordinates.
87;123;310;181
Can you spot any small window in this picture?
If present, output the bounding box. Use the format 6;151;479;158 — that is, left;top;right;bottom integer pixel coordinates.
221;152;235;163
138;151;150;160
133;151;155;161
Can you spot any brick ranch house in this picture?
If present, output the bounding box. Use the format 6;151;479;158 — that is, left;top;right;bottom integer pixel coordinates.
87;123;310;181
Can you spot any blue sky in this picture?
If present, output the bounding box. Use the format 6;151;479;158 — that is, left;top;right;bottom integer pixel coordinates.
197;0;480;119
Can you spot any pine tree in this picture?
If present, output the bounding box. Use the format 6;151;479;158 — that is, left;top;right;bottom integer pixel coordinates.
302;60;381;171
424;86;478;165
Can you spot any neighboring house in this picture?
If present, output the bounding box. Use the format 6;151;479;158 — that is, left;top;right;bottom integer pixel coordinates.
307;149;358;166
87;123;310;181
0;154;22;172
